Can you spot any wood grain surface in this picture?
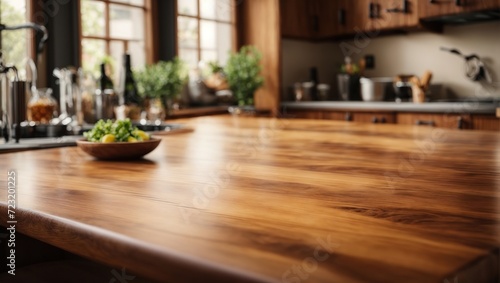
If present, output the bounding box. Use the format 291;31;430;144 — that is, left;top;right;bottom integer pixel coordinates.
1;115;499;283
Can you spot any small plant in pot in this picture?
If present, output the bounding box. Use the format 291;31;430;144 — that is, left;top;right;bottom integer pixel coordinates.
225;45;264;108
204;61;229;92
135;58;187;120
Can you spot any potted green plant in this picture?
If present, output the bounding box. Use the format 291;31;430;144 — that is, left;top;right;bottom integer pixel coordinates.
135;58;187;120
204;61;229;91
225;45;264;107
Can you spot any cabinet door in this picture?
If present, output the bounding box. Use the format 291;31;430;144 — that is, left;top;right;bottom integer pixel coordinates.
472;115;500;131
383;0;419;28
334;0;356;35
357;0;419;31
323;111;352;121
281;0;336;39
322;111;396;123
315;0;337;38
464;0;500;12
419;0;466;19
397;113;472;130
352;112;396;124
286;110;324;119
280;0;313;39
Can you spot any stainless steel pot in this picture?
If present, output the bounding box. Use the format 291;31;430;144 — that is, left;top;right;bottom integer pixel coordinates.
360;77;393;101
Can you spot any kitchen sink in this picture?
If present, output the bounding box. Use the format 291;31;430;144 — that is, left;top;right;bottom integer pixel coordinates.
1;122;189;153
0;136;82;153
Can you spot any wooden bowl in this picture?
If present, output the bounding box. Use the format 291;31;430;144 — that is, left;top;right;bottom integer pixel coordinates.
76;138;161;160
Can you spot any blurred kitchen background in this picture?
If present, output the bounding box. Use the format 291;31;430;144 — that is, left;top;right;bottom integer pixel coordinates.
0;0;499;130
282;21;500;101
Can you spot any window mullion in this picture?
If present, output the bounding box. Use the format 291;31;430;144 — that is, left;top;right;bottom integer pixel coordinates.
196;0;201;64
105;2;110;57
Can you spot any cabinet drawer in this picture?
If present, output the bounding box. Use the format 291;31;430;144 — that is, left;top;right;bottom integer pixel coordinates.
397;113;472;129
285;110;323;119
352;112;396;124
418;0;499;19
323;111;396;124
472;115;500;131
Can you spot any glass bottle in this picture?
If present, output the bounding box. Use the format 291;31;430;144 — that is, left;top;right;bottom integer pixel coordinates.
99;63;114;91
118;54;141;120
118;54;140;106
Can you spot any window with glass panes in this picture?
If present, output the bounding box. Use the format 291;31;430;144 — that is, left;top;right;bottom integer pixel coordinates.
0;0;31;77
80;0;148;82
177;0;236;69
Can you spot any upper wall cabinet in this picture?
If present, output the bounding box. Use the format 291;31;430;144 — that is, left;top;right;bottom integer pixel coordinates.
281;0;500;40
419;0;500;19
280;0;314;39
281;0;421;39
280;0;337;39
356;0;420;31
333;0;356;35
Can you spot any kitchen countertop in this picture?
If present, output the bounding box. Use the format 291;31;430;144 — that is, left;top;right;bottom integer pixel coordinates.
1;116;499;282
281;101;500;114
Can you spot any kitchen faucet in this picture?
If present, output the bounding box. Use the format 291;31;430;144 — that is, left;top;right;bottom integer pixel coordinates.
0;22;49;143
0;22;48;55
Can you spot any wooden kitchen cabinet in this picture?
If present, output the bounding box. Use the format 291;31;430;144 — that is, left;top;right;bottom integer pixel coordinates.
280;0;313;39
314;0;337;38
285;110;498;131
286;110;396;124
333;0;356;35
285;110;324;119
351;112;397;124
418;0;464;19
464;0;500;12
280;0;338;39
323;111;396;124
397;113;473;130
419;0;500;19
355;0;419;31
472;115;500;131
322;111;348;121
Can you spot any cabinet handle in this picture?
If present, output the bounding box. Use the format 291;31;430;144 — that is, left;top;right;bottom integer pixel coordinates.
338;9;346;26
345;112;353;121
372;117;379;124
415;120;435;126
369;2;377;19
386;0;408;13
457;117;464;129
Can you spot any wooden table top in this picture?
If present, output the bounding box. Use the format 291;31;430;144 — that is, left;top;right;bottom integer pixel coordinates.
1;116;499;283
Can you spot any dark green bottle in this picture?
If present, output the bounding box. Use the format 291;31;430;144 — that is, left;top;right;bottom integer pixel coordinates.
119;54;141;105
99;63;114;91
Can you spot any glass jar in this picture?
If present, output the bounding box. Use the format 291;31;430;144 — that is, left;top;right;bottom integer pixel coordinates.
146;97;165;122
27;88;57;123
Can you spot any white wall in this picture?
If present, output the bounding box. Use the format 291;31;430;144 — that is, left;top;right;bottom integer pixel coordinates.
281;40;341;100
281;21;500;101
